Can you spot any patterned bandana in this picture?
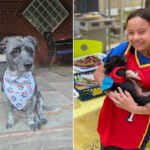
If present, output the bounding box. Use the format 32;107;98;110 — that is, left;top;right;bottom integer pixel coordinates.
3;70;35;110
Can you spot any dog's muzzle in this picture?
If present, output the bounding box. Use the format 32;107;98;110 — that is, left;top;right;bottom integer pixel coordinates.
24;63;32;70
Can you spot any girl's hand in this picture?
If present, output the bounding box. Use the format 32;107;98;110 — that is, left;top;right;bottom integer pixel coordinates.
126;70;141;80
108;87;138;113
93;61;105;85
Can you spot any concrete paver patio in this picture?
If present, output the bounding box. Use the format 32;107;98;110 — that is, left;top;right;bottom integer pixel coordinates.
0;64;73;150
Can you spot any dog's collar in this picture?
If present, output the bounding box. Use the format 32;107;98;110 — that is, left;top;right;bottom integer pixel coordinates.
101;67;127;92
109;66;127;83
5;68;26;79
3;70;35;110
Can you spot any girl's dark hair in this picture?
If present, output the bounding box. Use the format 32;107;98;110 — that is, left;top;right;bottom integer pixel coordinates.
125;8;150;29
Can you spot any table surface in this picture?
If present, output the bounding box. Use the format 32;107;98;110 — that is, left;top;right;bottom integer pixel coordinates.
74;96;105;119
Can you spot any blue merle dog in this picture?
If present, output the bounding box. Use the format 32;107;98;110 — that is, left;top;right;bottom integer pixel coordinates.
0;36;47;131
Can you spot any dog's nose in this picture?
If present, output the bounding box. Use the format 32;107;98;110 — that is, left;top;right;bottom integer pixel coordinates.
24;63;32;69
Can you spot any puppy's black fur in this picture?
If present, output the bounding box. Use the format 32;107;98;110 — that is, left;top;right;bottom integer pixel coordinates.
104;56;150;106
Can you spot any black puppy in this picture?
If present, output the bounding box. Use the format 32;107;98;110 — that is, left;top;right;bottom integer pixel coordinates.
102;55;150;106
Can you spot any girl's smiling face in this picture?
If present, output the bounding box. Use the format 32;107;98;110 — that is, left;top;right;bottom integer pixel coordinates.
127;16;150;53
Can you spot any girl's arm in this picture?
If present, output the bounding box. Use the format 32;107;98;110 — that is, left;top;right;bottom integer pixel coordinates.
93;61;105;85
109;87;150;114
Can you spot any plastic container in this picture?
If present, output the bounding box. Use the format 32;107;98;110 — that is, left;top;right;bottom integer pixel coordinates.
74;70;104;101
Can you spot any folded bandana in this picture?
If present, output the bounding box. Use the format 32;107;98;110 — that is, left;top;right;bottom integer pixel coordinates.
101;76;114;92
3;71;35;110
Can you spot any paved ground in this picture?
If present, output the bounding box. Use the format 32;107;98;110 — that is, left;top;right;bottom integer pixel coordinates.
0;62;73;150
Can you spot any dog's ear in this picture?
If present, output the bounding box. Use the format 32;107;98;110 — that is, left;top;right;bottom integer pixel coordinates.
0;37;8;54
121;55;127;64
24;36;38;49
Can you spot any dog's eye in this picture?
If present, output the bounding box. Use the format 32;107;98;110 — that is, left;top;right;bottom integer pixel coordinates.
13;48;21;53
26;47;34;56
11;47;21;56
29;49;34;56
14;48;21;53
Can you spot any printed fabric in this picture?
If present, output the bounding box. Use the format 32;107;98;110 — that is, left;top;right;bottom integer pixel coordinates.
3;71;35;110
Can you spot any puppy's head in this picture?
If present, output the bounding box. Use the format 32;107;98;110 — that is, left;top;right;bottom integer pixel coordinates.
104;56;127;75
3;35;38;73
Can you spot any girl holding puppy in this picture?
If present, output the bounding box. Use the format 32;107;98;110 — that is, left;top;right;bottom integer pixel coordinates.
94;8;150;150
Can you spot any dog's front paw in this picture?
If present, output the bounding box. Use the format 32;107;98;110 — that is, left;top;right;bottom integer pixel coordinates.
36;119;47;129
40;118;47;125
6;123;14;129
29;123;38;131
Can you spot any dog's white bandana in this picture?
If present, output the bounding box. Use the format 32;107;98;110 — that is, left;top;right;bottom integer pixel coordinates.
3;71;35;110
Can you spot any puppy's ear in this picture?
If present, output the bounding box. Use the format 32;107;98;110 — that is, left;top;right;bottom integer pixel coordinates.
24;36;38;49
0;37;8;54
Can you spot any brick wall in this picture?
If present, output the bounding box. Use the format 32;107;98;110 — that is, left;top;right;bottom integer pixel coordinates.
0;0;73;66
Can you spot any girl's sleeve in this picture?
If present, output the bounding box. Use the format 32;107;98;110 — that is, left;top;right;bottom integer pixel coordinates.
103;41;129;63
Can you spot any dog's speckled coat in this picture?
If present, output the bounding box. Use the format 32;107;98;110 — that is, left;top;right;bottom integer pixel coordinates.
0;36;47;131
